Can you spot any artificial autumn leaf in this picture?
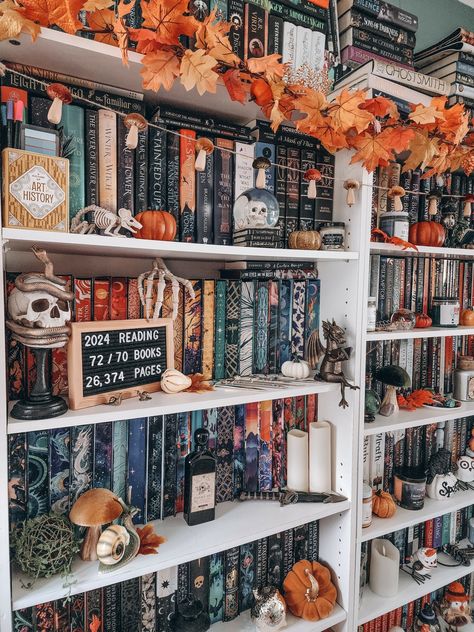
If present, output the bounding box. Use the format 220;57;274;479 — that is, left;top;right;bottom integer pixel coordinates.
89;615;101;632
408;103;445;126
116;0;135;17
136;523;166;555
87;7;115;45
141;48;180;91
0;0;39;41
377;127;415;154
247;54;286;81
329;88;374;134
82;0;112;10
360;95;399;120
350;132;392;172
222;69;247;103
439;103;469;144
269;102;286;132
195;10;239;65
307;116;348;153
397;389;435;410
402;130;439;172
129;27;164;53
21;0;84;34
114;16;129;64
141;0;198;45
180;48;218;95
293;87;328;128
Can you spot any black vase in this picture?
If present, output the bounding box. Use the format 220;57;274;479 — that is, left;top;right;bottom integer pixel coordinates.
173;597;210;632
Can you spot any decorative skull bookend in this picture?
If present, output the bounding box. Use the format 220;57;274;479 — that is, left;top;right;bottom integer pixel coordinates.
6;246;73;420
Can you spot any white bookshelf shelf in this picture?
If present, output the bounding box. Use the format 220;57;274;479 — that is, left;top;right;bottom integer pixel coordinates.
361;489;474;543
2;229;359;263
364;401;474;436
12;498;350;610
7;382;337;434
366;326;474;341
358;541;474;625
212;604;347;632
370;242;474;259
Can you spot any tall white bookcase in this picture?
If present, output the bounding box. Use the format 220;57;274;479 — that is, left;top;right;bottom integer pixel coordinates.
0;26;472;632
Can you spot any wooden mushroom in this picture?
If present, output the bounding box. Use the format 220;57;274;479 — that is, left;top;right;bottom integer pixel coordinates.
428;188;442;216
46;83;72;125
387;185;405;212
376;365;411;417
464;194;474;218
69;488;124;561
123;113;148;150
253;156;271;189
304;168;322;199
195;137;214;172
343;179;360;206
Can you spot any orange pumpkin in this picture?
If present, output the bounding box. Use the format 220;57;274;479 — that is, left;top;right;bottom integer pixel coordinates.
415;313;432;328
461;308;474;326
283;560;337;621
409;221;445;247
134;210;177;241
250;78;273;107
372;490;396;519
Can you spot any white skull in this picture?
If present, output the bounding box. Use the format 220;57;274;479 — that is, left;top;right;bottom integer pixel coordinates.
247;201;268;227
8;281;71;331
457;455;474;483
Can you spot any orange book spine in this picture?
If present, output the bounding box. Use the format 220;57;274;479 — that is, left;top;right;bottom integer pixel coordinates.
179;128;196;242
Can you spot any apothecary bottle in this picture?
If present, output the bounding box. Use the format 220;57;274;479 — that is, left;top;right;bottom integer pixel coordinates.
184;428;216;526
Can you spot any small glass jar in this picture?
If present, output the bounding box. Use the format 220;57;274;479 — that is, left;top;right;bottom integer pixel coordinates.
318;222;345;250
379;211;409;241
367;297;377;331
362;483;372;528
431;296;460;327
393;467;426;510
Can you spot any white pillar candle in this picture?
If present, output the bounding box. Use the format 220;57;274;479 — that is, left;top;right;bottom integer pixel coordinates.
287;429;309;492
309;421;332;493
369;539;400;597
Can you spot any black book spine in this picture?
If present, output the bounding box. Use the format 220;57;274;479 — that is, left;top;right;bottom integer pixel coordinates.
268;15;283;55
135;126;148;213
299;148;316;230
196;148;214;244
267;532;283;589
282;528;294;576
275;144;287;248
293;523;309;562
314;145;335;224
400;170;411;216
29;95;53;127
214;138;234;245
228;0;245;58
418;175;431;221
244;3;267;60
256;537;268;588
350;27;413;60
343;9;416;47
189;557;210;614
269;0;325;32
121;579;141;631
239;541;257;612
148;122;168;210
117;117;135;213
409;169;420;224
85;109;99;206
167;132;180;238
146;415;163;521
308;520;319;561
224;547;240;621
103;583;121;632
177;562;190;603
162;413;178;518
349;0;418;32
285;147;300;242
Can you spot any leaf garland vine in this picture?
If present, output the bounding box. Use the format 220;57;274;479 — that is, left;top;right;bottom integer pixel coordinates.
2;0;474;175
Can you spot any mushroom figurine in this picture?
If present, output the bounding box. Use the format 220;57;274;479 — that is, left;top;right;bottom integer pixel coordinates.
69;488;125;561
253;156;272;189
195;137;214;172
428;188;442;216
46;83;72;125
464;194;474;218
304;168;322;199
123;113;148;150
376;365;411;417
343;179;360;206
387;185;406;212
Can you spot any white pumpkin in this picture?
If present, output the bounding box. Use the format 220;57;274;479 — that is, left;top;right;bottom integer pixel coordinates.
281;358;311;379
426;472;459;500
161;369;192;393
456;455;474;483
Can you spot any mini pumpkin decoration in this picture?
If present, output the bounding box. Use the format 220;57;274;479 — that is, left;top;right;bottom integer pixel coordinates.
283;560;337;622
372;490;396;519
281;358;311;379
426;472;459;500
460;307;474;326
161;369;192;393
134;210;177;241
408;221;445;247
288;231;322;250
415;313;432;328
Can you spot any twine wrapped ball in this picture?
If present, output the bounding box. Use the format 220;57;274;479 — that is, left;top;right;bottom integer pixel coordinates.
14;513;79;578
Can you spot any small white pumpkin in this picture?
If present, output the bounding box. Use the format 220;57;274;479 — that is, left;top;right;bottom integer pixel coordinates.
426;472;459;500
161;368;192;393
281;358;311;379
96;524;130;565
457;455;474;483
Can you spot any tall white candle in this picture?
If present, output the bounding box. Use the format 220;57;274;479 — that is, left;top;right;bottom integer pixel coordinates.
287;429;309;492
369;539;399;597
309;421;332;493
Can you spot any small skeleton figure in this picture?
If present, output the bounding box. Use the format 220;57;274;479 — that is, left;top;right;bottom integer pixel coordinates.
71;205;142;237
138;258;195;321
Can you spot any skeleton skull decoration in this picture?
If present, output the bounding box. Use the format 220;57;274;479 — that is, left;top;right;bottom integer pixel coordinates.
6;247;73;349
232;188;279;231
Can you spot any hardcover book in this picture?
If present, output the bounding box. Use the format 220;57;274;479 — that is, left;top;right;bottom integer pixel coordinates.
98;109;117;212
179;128;197;241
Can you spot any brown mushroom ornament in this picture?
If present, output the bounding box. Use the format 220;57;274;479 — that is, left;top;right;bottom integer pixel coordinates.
253;156;271;189
47;83;72;125
304;169;322;199
387;185;406;212
195;137;214;172
343;179;360;206
69;488;125;561
123;113;148;150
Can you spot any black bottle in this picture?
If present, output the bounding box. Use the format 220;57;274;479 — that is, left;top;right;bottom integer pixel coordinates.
184;428;216;526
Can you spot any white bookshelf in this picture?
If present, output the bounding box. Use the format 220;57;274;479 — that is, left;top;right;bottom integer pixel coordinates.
367;325;474;341
212;605;347;631
370;242;474;259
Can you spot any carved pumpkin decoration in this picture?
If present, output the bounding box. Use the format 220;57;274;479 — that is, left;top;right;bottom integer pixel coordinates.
283;560;337;621
372;490;396;519
288;231;322;250
415;313;432;328
408;221;445;247
426;472;459;500
460;308;474;326
134;210;177;241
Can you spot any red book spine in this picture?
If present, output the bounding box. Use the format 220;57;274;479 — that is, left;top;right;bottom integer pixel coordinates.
179;128;196;242
93;279;110;321
51;274;72;396
110;277;127;320
127;277;141;319
305;394;317;424
74;278;92;322
424;519;434;547
406;600;415;629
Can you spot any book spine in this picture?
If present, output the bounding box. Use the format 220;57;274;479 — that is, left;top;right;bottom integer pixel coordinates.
244;3;268;61
27;430;49;519
175;412;190;514
342;9;416;47
98;109;117;212
314;145;334;224
282;21;297;75
239;541;257;611
121;579;140;631
85;590;103;632
146;416;163;521
148;122;167;210
233;404;246;496
342;45;412;69
127;418;147;523
299;148;316;229
224;547;240;621
279;279;293;365
215;406;234;503
140;574;156;632
156;567;177;632
162;414;178;518
266;532;283;588
183;280;203;374
293;523;309;561
270;0;325;31
234;141;255;200
117;117;135;212
349;27;413;60
228;0;245;58
348;0;418;32
209;552;225;623
346;35;412;65
369;433;385;490
103;583;120;632
244;401;260;492
214;138;234;245
93;278;110;320
253;281;269;374
167;131;180;234
70;425;93;504
85;109;98;206
258;400;273;491
135;126;148;213
201;279;216;380
8;433;27;530
275;144;287;246
62;104;85;221
70;594;86;632
291;280;306;360
256;537;268;588
285;147;300;240
295;26;313;78
196;147;214;244
308;520;320;561
268;280;280;374
179;128;197;242
224;280;241;378
268;15;284;55
214;280;227;380
93;422;112;490
189;557;210;614
239;280;255;376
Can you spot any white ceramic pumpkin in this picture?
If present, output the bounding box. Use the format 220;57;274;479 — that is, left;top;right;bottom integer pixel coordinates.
426;472;459;500
456;455;474;483
281;358;311;379
161;368;192;393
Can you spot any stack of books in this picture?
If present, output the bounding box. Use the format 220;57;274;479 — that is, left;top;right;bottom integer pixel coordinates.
337;0;418;70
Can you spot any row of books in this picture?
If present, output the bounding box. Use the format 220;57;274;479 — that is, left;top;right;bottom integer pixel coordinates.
13;518;319;630
337;0;418;70
8;396;318;529
7;269;321;401
363;417;474;494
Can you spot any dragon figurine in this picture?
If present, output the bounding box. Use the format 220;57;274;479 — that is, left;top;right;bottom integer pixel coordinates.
316;319;359;408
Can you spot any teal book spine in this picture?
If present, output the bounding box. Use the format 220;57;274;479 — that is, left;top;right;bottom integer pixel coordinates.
61;104;85;222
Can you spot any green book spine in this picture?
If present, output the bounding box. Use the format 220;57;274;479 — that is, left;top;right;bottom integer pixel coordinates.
61;104;85;222
441;512;451;545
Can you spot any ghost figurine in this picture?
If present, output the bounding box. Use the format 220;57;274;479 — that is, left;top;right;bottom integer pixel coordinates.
411;547;437;576
233;188;280;231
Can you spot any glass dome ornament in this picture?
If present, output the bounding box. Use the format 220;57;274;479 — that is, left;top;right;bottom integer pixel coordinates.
233;187;280;230
390;308;416;330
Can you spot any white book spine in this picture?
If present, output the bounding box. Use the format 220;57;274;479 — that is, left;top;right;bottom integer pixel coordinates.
405;339;414;384
234;142;255;200
295;26;312;76
282;22;297;73
311;29;326;72
399;340;407;373
98;109;117;213
369;433;385;491
373;59;450;96
362;435;370;484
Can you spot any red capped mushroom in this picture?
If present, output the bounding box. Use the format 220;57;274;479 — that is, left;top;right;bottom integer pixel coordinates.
343;179;360;207
464;194;474;218
304;168;322;199
195;137;214;172
387;185;406;212
123;113;148;150
46;83;72;125
253;156;271;189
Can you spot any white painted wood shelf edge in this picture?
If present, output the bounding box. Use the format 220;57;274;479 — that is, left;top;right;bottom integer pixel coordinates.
370;242;474;259
366;326;474;341
211;604;346;631
12;499;350;610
